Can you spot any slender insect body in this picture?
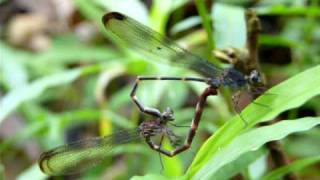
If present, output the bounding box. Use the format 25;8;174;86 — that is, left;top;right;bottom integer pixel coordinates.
222;68;248;88
138;119;165;138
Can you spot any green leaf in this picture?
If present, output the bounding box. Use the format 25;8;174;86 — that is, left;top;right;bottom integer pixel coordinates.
261;155;320;180
212;148;268;180
32;44;120;65
193;117;320;179
103;110;135;129
0;69;80;123
0;42;30;89
74;0;105;21
17;164;46;180
151;0;173;33
0;163;4;180
170;16;201;35
212;3;246;49
187;65;320;177
256;5;320;16
162;149;184;177
195;0;215;52
259;34;297;47
0;65;103;124
131;174;176;180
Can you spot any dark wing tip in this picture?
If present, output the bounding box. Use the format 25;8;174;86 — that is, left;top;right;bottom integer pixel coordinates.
38;151;55;173
102;12;126;25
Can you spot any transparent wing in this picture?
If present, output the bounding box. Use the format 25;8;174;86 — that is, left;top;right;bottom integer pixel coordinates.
102;12;223;78
39;129;141;176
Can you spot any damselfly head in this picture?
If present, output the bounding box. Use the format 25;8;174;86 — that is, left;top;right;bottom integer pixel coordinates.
162;107;175;121
246;70;264;87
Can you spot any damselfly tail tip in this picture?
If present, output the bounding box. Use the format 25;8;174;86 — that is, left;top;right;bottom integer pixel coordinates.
102;12;125;25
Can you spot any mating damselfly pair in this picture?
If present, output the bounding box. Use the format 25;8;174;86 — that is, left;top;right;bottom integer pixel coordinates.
39;12;266;176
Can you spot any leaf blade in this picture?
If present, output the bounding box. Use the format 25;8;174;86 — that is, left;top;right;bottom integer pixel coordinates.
194;117;320;179
187;65;320;176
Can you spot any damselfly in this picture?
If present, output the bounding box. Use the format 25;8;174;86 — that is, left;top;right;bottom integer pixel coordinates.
38;85;216;175
39;107;179;175
102;12;265;156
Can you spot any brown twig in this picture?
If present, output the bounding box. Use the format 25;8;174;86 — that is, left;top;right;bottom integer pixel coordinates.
245;9;261;73
245;10;298;180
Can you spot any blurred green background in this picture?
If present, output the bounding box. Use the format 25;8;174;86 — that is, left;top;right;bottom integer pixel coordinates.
0;0;319;180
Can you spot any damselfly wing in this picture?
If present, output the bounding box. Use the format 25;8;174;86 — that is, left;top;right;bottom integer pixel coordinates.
102;12;224;79
39;129;141;175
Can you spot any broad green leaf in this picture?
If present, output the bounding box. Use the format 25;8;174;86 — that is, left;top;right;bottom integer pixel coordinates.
194;117;320;179
213;148;268;180
187;65;320;176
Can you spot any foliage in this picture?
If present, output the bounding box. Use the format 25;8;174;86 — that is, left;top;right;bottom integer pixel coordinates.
0;0;319;179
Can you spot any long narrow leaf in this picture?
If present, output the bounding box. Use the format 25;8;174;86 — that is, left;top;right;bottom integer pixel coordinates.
187;65;320;176
194;117;320;179
0;69;81;124
0;65;104;124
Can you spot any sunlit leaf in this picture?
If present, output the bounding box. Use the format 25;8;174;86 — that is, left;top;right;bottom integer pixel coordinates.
131;174;173;180
193;117;320;179
213;148;268;180
0;65;104;124
187;65;320;177
212;3;246;49
17;164;46;180
0;43;30;89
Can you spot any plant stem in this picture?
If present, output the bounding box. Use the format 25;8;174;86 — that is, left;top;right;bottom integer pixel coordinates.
245;10;298;180
195;0;215;56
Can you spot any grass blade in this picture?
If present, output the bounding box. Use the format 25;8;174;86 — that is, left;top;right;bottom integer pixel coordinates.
193;117;320;179
187;65;320;176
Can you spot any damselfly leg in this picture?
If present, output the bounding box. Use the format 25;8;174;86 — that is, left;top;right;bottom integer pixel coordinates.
138;85;217;157
130;76;209;117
